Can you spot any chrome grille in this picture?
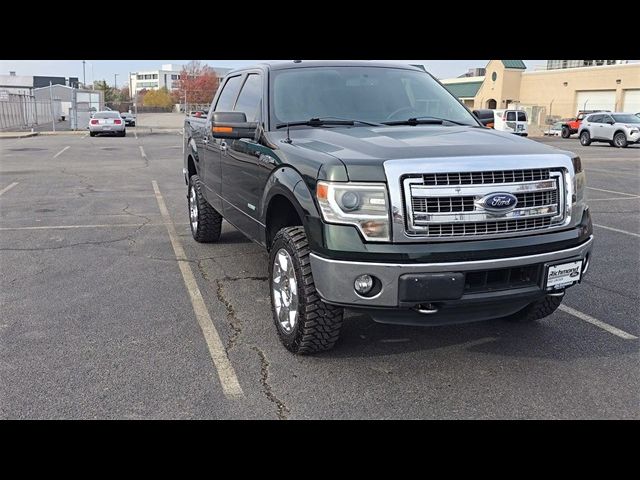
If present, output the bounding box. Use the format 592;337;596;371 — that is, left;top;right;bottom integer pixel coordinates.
421;217;552;237
516;190;558;208
412;196;475;213
422;168;550;186
403;169;565;239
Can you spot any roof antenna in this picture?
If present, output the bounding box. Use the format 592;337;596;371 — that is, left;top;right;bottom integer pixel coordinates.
283;122;292;144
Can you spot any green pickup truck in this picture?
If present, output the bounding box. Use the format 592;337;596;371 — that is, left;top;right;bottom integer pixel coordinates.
183;61;593;354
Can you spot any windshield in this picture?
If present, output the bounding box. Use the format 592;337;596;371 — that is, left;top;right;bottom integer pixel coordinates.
612;114;640;123
269;66;477;128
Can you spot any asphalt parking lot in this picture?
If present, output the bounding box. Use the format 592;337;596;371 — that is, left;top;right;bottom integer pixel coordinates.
1;132;638;419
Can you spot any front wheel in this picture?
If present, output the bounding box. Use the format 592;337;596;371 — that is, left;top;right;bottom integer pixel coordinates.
561;126;570;138
613;132;628;148
270;226;344;354
506;294;563;323
580;130;591;146
188;174;222;243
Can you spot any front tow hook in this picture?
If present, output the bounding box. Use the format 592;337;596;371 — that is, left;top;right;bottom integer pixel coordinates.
415;303;439;314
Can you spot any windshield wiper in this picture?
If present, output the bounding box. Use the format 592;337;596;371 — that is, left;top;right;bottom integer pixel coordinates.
275;117;383;129
382;116;472;126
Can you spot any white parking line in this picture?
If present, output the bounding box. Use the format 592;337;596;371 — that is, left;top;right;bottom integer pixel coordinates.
559;305;638;340
152;180;244;399
0;182;19;196
593;224;640;238
134;131;138;139
53;146;70;158
139;146;146;158
588;197;640;202
0;223;164;231
587;186;639;197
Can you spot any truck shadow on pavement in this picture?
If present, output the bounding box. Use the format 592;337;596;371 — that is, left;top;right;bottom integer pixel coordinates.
323;312;638;361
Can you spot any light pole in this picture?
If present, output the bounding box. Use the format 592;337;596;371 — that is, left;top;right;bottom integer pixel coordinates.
82;60;86;87
114;73;119;90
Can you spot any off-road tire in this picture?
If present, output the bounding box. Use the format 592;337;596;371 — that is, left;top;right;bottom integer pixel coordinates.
580;130;591;146
561;126;570;138
188;174;222;243
270;226;344;354
507;294;563;323
89;132;96;137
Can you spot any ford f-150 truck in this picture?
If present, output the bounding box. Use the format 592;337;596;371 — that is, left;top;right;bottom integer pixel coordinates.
183;61;593;355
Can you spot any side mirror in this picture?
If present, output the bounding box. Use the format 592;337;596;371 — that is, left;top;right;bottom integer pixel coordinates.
211;112;258;139
608;120;615;125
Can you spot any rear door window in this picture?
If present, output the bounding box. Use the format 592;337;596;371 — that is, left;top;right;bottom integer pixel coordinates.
517;111;526;121
506;111;516;121
587;115;602;123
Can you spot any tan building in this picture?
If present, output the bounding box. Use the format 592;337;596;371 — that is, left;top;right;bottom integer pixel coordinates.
442;60;640;130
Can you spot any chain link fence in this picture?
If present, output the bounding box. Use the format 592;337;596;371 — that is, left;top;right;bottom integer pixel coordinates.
0;94;55;131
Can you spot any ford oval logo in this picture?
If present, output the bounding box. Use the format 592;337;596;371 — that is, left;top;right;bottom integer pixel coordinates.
482;192;518;213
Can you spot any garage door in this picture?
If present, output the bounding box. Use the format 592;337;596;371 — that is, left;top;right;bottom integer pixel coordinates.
575;90;616;113
623;89;640;113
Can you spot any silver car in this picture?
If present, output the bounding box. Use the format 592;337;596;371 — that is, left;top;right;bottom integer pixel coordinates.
578;112;640;148
89;111;126;137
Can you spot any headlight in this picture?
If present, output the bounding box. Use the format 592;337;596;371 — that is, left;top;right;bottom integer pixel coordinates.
316;181;390;241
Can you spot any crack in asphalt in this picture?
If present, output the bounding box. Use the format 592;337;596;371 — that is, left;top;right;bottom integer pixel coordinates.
60;166;97;196
195;259;285;417
0;208;151;252
252;346;290;420
215;279;243;351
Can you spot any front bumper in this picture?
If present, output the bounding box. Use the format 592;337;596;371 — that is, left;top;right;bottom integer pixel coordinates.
310;235;593;311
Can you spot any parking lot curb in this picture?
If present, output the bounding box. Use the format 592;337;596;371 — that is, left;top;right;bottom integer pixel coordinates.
38;131;88;136
0;132;40;139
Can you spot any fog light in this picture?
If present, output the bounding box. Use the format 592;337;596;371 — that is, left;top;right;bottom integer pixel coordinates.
354;274;374;295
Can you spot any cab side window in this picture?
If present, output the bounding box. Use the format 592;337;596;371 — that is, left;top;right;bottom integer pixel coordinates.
214;76;243;112
233;74;262;122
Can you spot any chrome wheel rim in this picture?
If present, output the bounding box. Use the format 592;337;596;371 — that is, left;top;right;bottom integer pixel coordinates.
615;134;624;147
272;248;298;333
581;133;588;144
189;186;198;231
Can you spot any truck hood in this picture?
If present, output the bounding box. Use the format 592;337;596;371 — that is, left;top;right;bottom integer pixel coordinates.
271;125;568;182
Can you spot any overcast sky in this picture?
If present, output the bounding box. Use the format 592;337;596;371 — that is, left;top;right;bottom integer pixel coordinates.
0;60;556;86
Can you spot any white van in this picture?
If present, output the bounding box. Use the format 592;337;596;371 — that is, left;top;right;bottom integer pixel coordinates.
493;109;528;136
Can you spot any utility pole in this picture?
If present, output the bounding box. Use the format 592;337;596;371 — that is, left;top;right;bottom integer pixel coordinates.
49;81;55;132
114;73;118;90
82;60;86;88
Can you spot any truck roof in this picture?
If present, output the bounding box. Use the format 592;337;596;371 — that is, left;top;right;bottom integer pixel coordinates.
225;60;425;76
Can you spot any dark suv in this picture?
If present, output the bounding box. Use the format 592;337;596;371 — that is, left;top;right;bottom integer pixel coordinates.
183;61;593;354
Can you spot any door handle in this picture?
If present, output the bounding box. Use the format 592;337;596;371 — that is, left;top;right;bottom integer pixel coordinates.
220;141;228;153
